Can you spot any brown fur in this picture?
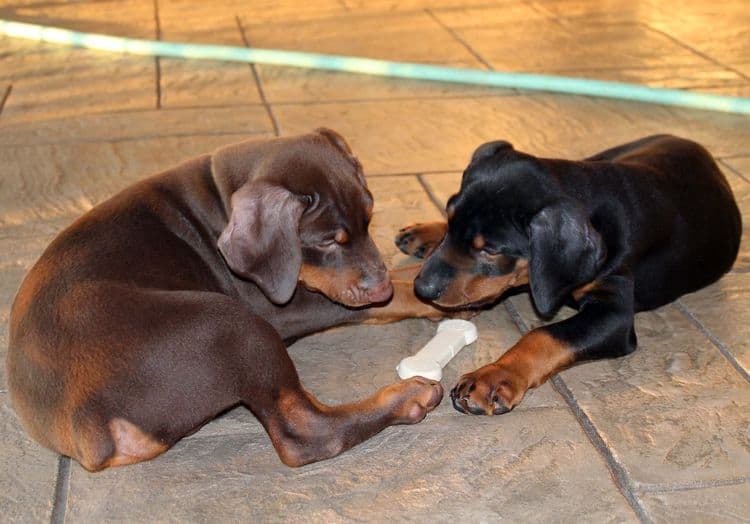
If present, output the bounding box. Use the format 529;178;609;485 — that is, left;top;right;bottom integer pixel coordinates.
7;130;449;470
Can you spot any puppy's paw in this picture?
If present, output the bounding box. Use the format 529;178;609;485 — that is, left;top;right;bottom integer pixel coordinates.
395;222;447;258
378;376;444;424
450;363;528;415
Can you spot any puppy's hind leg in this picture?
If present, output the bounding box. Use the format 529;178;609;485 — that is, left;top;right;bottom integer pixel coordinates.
70;286;442;469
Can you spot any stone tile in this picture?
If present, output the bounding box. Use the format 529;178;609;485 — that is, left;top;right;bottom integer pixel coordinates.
257;61;504;104
341;0;495;12
159;59;262;108
273;95;750;176
0;105;273;146
645;0;750;68
430;2;545;29
526;0;665;24
157;0;244;44
640;483;750;523
512;295;750;486
1;54;155;125
6;0;155;38
457;21;711;71
0;394;59;524
237;10;479;63
679;273;750;378
237;0;348;24
0;34;155;125
64;408;635;522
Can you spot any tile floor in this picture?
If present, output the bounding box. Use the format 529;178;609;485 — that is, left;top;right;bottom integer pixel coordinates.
0;0;748;522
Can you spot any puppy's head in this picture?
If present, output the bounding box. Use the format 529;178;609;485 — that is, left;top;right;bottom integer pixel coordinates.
415;141;605;316
215;128;391;307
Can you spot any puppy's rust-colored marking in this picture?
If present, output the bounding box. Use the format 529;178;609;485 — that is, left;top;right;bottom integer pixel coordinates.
497;330;574;389
436;259;529;308
572;280;600;302
104;418;169;469
451;329;574;415
472;234;485;250
334;229;349;244
299;264;369;306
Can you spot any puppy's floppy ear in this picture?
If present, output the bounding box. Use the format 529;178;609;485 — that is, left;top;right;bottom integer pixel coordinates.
218;180;306;304
528;203;605;317
471;140;513;163
316;127;354;155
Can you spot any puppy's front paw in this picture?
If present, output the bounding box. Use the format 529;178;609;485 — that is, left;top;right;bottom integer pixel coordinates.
395;222;447;259
450;363;528;415
378;376;444;424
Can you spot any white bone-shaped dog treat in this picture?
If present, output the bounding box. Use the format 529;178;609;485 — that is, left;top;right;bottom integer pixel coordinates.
396;319;478;381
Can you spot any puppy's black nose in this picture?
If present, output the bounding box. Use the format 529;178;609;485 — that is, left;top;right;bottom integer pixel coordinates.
414;274;441;301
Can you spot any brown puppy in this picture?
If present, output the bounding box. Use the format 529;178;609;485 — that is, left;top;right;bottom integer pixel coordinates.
7;129;444;471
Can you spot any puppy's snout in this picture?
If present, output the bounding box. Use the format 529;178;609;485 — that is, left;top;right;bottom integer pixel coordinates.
359;275;393;303
357;261;392;301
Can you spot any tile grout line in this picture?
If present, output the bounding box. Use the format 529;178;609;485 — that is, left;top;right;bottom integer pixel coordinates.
0;84;12;115
637;476;750;495
235;15;281;137
639;23;750;82
424;8;495;71
416;174;448;217
153;0;162;109
674;301;750;383
503;300;653;524
522;0;570;30
718;158;750;184
49;455;71;524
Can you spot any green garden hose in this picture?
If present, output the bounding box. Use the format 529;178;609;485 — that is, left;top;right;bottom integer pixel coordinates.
2;18;749;115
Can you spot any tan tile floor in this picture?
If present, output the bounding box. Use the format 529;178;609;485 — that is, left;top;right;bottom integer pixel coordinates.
1;0;749;522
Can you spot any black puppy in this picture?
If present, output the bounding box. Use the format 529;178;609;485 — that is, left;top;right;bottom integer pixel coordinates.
396;134;741;415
